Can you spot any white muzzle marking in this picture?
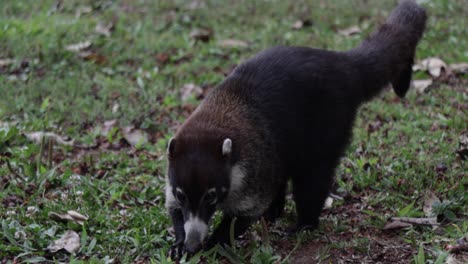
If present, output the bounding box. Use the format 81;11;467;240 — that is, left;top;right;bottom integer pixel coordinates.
184;214;209;249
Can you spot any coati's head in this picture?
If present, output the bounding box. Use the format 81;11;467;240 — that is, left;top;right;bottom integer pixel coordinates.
166;136;235;253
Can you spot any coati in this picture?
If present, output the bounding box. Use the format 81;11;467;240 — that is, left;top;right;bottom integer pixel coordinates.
165;0;427;258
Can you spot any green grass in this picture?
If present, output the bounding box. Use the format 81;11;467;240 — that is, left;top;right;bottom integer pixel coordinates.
1;0;467;263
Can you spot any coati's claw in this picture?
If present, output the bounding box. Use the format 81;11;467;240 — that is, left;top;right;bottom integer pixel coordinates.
169;242;185;260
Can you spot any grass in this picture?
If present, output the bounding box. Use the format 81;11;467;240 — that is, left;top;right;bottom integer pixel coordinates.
1;0;467;263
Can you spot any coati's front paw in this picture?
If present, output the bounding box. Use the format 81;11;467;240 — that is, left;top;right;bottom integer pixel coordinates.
169;241;186;260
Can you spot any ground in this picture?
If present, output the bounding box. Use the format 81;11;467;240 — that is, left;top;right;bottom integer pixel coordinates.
0;0;467;263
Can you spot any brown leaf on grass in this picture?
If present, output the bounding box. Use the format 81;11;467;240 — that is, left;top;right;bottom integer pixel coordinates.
338;25;361;36
122;126;148;147
180;83;203;101
190;28;213;42
95;21;115;37
292;19;313;30
383;216;438;230
423;191;441;217
100;119;119;136
25;132;74;146
0;58;15;67
46;230;80;254
48;210;88;225
155;53;170;65
187;0;206;10
412;79;433;93
218;39;248;49
412;57;448;78
450;63;468;74
75;5;92;18
78;51;107;65
65;41;92;52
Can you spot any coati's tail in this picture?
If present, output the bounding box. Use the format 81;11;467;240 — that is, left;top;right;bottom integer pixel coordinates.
348;0;427;101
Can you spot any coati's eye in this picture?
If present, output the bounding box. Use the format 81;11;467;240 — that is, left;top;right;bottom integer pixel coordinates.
205;189;217;205
175;189;186;204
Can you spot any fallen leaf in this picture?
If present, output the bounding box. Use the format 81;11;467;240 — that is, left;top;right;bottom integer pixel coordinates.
292;19;313;30
190;28;213;42
0;58;15;67
412;79;433;93
450;62;468;74
413;57;447;77
383;220;412;230
25;131;74;146
65;41;92;52
78;51;107;64
383;216;438;230
121;126;148;147
180;83;203;101
95;21;115;37
46;230;80;254
112;103;119;113
423;191;441;217
26;206;39;217
100;119;119;136
48;210;88;225
187;0;206;10
338;25;361;36
75;5;92;18
218;39;248;49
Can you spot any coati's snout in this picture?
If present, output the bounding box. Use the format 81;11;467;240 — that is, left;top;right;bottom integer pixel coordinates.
166;137;233;253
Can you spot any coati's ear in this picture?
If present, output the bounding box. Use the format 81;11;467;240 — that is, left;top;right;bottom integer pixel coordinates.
222;138;232;156
167;137;176;158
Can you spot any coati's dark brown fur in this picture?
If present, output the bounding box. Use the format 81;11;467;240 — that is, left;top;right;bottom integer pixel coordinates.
165;0;427;258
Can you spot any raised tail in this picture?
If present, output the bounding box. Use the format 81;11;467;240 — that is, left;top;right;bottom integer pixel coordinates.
348;0;427;101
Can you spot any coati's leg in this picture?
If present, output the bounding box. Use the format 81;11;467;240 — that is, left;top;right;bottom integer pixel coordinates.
291;161;335;230
168;208;186;259
263;182;286;222
204;214;254;250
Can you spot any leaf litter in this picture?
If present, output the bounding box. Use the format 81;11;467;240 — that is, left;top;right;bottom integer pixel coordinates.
46;230;80;254
48;210;89;225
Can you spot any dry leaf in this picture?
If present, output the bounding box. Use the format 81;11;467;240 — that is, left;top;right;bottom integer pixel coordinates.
95;21;115;37
412;79;433;93
65;41;92;52
413;57;448;77
450;62;468;74
187;0;206;10
338;25;361;36
100;119;119;136
218;39;248;49
112;103;119;113
78;51;107;64
75;6;92;18
180;83;203;101
383;216;438;230
46;230;80;254
190;28;213;42
121;126;148;147
292;19;313;30
0;58;15;67
48;210;89;225
423;191;441;217
25;132;74;146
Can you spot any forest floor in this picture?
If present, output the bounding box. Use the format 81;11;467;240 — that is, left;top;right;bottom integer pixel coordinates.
1;0;467;263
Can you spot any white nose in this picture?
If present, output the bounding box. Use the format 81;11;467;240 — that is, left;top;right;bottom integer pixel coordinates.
184;215;209;253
